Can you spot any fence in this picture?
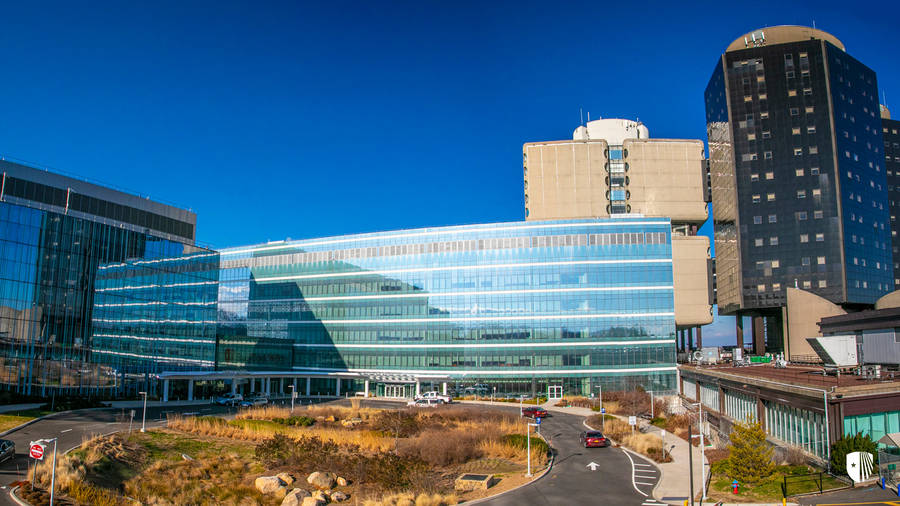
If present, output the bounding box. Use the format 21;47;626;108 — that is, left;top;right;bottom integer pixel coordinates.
878;449;900;489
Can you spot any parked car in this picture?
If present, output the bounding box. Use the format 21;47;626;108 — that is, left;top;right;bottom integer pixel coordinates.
579;431;610;448
415;391;451;404
521;406;548;418
407;398;442;408
241;396;268;407
0;439;14;463
214;393;244;406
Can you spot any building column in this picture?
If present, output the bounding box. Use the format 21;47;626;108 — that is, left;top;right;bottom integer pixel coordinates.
249;378;255;393
442;382;448;396
687;327;694;351
696;326;703;349
752;316;765;355
735;315;744;351
162;379;169;403
187;380;194;401
231;379;238;395
293;378;298;396
335;378;341;397
415;381;421;397
364;380;370;397
306;377;311;397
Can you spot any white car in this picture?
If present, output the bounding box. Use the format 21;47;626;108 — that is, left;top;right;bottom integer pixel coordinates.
214;393;244;406
407;398;442;408
416;391;451;404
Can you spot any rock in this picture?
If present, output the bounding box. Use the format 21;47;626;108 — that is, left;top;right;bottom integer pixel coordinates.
301;497;325;506
325;415;336;422
281;488;311;506
307;471;336;490
331;491;349;502
277;473;295;486
336;476;348;487
312;490;328;502
255;476;287;495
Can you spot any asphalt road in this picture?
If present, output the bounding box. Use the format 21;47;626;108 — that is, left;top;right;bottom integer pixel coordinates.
0;403;235;506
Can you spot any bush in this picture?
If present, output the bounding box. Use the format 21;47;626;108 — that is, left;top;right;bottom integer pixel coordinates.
501;434;549;456
830;432;878;476
397;429;483;466
726;419;774;484
271;415;315;427
373;411;421;437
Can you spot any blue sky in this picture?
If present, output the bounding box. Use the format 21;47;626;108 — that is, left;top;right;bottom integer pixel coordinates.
1;1;898;345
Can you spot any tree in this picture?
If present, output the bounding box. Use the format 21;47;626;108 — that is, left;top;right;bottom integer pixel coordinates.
830;432;878;476
727;419;775;484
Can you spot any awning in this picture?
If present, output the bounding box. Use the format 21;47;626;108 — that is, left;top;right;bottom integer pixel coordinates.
877;432;900;447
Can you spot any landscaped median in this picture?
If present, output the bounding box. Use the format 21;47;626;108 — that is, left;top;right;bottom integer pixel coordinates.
585;413;671;463
19;402;551;505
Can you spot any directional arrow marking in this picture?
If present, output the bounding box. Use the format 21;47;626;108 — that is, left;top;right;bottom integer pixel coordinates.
586;461;600;471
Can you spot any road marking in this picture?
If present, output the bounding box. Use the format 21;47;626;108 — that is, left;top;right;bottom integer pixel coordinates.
635;481;655;486
620;446;648;497
634;463;653;467
60;429;72;433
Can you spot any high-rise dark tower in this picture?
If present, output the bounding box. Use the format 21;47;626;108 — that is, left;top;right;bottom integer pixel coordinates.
883;105;900;286
705;26;892;358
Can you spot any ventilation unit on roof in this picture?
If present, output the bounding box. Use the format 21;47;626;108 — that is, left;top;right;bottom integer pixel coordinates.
806;335;858;367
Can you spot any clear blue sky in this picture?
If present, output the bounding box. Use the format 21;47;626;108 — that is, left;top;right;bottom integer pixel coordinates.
1;1;898;344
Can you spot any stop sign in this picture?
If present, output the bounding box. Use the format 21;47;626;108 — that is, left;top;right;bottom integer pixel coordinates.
29;442;45;460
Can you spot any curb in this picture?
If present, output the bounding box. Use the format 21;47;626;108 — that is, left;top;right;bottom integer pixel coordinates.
463;433;555;505
583;418;666;500
9;486;32;506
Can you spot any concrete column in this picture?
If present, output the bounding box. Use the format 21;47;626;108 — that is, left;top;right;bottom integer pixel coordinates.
265;377;271;396
335;378;341;397
415;381;421;397
735;315;744;350
293;378;298;395
305;377;311;396
364;380;370;397
249;378;255;393
187;380;194;401
442;382;448;396
696;326;703;349
687;327;694;351
163;379;169;403
752;316;765;355
231;379;238;395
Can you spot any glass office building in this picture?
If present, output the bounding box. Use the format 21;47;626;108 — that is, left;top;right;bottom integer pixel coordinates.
0;161;200;396
217;218;677;396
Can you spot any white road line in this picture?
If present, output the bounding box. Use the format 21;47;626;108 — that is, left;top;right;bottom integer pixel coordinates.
635;481;655;486
60;429;72;433
634;463;653;467
620;446;648;497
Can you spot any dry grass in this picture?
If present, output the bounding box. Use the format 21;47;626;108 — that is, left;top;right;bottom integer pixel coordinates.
478;438;548;467
621;433;664;457
362;492;459;506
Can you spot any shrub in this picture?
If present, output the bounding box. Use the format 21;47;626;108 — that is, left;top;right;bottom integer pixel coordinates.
830;432;878;476
397;429;483;466
501;434;549;456
374;411;421;437
271;415;315;427
726;419;774;484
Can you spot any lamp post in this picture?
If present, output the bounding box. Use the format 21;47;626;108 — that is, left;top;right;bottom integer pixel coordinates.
492;386;496;404
688;401;706;504
525;421;539;477
139;391;147;433
47;437;58;506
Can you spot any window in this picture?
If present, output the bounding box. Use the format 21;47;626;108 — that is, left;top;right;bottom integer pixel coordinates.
797;211;807;220
760;111;769;119
818;280;827;288
748;133;757;141
814;210;824;219
800;234;809;243
742;153;758;161
752;194;761;203
817;256;826;265
803;87;813;96
754;238;764;246
753;216;762;224
792;127;801;134
788;89;798;97
812;189;821;197
769;236;779;245
795;168;805;176
765;172;774;180
809;146;818;154
767;193;776;201
815;233;824;242
810;167;820;175
801;257;811;266
790;107;800;116
757;284;766;293
797;190;806;199
764;151;773;159
786;70;795;78
773;283;781;291
807;125;817;134
762;131;771;139
771;260;780;268
744;96;753;102
750;173;759;182
806;106;815;113
794;148;804;156
803;280;812;289
768;214;777;223
759;93;768;100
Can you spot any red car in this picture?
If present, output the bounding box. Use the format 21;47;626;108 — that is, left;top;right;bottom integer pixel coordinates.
580;430;609;448
521;406;548;418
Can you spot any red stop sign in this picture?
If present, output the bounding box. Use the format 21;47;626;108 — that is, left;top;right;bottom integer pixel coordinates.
29;443;44;460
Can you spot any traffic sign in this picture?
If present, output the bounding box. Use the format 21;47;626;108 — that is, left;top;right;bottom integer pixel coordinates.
535;417;542;425
628;416;637;426
600;407;606;414
660;429;667;438
29;441;45;460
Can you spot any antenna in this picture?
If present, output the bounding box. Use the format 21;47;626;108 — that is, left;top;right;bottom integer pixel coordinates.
587;112;591;122
883;90;888;108
812;20;816;29
580;107;584;126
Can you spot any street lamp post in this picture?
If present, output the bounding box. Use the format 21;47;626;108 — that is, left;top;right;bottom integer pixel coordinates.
525;421;539;477
47;437;58;506
492;386;496;404
688;401;707;504
139;391;148;433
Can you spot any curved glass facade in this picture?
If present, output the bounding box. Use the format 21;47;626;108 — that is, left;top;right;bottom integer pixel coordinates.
217;218;677;395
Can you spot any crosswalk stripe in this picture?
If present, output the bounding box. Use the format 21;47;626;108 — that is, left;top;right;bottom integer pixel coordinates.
635;481;655;486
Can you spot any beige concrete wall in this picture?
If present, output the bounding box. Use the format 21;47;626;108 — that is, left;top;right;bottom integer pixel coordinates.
783;287;846;359
523;140;608;221
673;235;713;326
726;25;844;52
875;289;900;309
524;138;708;224
624;139;708;224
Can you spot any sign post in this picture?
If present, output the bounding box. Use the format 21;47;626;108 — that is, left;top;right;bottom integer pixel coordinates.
600;407;606;431
629;415;637;437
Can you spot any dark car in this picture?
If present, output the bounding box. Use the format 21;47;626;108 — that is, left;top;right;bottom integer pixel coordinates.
579;431;609;448
0;439;15;463
521;406;548;419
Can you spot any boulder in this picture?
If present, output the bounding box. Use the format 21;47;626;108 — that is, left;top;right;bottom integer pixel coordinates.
281;488;311;506
277;472;295;486
336;476;348;487
307;471;336;490
331;491;349;502
312;490;328;502
255;476;286;495
301;497;325;506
